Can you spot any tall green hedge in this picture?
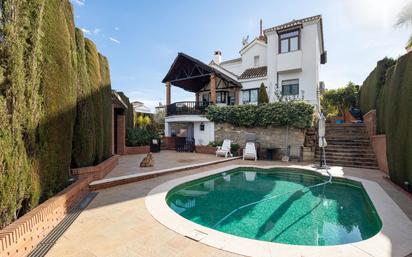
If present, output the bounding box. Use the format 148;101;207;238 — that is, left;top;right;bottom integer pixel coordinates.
38;0;77;198
98;54;112;160
71;28;96;168
206;101;314;129
379;52;412;187
359;52;412;188
359;58;396;114
0;0;114;228
84;39;104;164
117;91;135;130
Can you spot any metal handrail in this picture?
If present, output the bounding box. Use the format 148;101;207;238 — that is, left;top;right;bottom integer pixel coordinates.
166;101;210;116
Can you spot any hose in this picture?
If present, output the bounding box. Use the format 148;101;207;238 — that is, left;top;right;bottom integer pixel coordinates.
213;148;331;229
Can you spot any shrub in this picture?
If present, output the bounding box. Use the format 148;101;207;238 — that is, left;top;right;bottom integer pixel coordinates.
206;101;313;129
126;127;157;146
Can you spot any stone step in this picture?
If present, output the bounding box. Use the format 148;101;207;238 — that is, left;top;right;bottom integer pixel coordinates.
315;146;374;152
315;151;377;158
324;136;370;140
314;154;377;163
324;161;379;170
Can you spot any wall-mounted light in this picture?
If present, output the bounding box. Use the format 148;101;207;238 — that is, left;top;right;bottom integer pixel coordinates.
200;122;205;131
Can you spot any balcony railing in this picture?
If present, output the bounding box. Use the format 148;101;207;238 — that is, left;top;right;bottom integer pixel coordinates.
166;101;209;116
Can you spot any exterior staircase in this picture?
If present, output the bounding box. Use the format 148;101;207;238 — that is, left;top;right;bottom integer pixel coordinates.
315;123;379;169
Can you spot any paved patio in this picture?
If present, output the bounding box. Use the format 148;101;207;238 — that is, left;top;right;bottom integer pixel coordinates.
104;151;223;178
45;154;412;257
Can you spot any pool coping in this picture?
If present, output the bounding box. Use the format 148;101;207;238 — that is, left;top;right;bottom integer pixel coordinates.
145;164;412;257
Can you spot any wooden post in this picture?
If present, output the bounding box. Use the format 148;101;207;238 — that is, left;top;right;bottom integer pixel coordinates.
195;92;200;104
235;88;240;105
210;73;216;104
166;81;171;106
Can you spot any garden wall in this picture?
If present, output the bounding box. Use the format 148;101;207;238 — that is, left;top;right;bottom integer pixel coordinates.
0;155;119;257
214;123;306;156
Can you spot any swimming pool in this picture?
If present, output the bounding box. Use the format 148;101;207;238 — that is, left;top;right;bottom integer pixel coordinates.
166;167;382;246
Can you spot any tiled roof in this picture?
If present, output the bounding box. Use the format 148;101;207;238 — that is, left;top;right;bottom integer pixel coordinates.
264;15;321;33
239;66;267;80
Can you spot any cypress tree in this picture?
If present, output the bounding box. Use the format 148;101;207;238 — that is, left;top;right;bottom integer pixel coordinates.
84;39;104;164
98;54;113;160
38;0;77;198
258;83;269;104
71;28;96;167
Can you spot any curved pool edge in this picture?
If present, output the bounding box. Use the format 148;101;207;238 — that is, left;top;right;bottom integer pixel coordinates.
145;164;412;257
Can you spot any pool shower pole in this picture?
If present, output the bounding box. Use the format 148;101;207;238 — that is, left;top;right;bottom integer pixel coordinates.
318;113;327;168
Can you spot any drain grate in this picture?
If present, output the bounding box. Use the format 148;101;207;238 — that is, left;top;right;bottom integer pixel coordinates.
28;192;98;257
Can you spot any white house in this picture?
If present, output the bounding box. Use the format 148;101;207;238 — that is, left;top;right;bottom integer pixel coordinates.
162;15;326;147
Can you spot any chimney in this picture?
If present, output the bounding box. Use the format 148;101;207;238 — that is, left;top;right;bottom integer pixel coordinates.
214;50;222;65
260;19;263;37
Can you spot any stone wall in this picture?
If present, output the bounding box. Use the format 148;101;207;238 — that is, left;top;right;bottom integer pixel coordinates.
214;123;306;156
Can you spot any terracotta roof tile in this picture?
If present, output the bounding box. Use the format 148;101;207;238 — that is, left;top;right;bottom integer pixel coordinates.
239;66;267;80
264;15;321;33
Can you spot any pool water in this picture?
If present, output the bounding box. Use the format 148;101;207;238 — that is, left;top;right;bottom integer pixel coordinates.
166;168;382;246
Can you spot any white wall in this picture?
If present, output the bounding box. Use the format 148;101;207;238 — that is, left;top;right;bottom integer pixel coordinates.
240;42;267;70
193;121;214;145
220;61;243;75
265;21;321;106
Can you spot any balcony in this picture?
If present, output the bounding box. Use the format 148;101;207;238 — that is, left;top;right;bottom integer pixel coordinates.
277;50;302;72
166;101;209;116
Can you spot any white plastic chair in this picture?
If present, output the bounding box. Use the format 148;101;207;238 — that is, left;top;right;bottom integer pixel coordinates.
216;139;233;158
243;142;257;161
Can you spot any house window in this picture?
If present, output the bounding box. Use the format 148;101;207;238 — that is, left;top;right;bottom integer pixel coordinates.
254;56;260;66
242;89;259;103
216;91;228;104
279;30;300;53
282;79;299;96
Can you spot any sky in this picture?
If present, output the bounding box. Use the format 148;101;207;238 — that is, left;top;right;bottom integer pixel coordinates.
71;0;411;112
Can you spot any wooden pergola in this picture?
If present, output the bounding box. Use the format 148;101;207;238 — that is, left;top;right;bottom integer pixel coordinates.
162;52;241;105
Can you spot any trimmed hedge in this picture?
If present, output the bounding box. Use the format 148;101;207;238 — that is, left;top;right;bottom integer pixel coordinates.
98;54;112;160
379;52;412;187
117;91;135;130
0;0;114;228
359;57;396;115
85;39;104;164
359;52;412;188
38;0;77;198
72;28;96;168
206;101;314;129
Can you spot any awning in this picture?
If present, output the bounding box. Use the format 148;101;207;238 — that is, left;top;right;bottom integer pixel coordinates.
162;52;241;92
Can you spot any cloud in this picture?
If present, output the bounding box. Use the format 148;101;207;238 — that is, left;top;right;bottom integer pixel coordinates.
70;0;85;6
109;37;120;44
93;28;101;34
80;28;91;35
115;27;120;31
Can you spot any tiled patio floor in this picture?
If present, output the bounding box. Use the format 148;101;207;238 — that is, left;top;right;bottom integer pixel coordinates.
45;154;412;257
104;151;223;179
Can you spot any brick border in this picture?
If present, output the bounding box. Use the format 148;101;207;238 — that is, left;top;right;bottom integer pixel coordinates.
123;145;150;155
89;157;241;191
0;155;119;257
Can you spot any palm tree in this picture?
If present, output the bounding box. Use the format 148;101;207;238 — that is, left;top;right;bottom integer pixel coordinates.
396;2;412;51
